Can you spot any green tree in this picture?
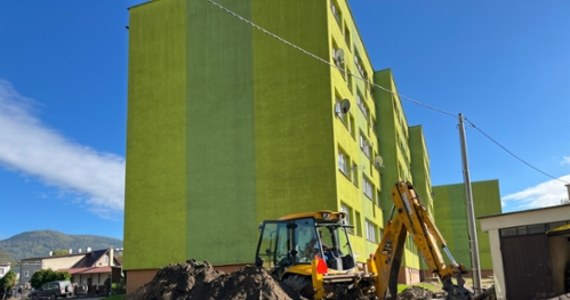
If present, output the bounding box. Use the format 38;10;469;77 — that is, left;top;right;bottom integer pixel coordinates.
0;270;17;297
29;269;71;289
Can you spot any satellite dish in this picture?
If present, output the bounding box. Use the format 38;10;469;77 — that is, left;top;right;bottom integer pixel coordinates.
335;99;351;116
374;155;384;169
340;99;351;113
333;48;345;67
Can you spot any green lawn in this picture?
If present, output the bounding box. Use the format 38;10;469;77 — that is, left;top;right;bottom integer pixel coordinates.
398;282;443;293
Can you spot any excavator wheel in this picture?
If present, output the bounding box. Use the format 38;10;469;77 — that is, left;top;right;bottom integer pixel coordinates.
282;274;314;299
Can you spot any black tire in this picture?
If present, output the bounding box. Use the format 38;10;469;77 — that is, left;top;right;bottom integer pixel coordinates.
282;274;314;299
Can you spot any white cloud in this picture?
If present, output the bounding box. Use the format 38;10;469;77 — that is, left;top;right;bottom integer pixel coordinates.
503;175;570;211
562;156;570;166
0;79;124;214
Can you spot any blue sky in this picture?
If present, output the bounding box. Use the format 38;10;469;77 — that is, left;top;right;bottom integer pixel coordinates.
0;1;569;241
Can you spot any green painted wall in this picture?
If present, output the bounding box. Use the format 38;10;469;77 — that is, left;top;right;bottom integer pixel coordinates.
124;0;188;270
408;125;433;215
373;69;397;215
432;180;502;270
185;0;257;265
408;125;435;272
252;0;337;221
125;0;436;275
126;0;336;270
373;69;419;270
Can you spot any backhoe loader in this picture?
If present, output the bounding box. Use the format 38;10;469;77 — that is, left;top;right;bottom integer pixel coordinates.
254;181;473;299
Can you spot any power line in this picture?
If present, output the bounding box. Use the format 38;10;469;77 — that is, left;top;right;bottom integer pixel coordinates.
206;0;456;119
206;0;567;185
465;119;569;184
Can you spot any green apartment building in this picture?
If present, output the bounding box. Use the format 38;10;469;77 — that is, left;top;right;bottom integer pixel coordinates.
373;69;424;283
432;180;502;276
408;125;436;278
124;0;399;292
408;126;434;217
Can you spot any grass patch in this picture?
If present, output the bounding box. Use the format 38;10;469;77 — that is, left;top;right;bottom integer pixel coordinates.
104;295;125;300
398;282;443;293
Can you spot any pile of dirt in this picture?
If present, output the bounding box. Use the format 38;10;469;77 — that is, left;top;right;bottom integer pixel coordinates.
397;286;441;300
474;285;496;300
128;260;297;300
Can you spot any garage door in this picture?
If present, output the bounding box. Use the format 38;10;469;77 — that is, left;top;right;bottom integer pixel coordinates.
501;234;555;299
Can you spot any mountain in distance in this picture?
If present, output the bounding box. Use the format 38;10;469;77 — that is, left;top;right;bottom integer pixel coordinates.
0;230;123;261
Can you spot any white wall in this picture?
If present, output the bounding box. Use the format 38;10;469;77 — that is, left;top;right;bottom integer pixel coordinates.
42;255;84;271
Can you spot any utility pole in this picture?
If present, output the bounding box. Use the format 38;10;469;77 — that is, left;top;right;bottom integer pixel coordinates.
458;113;481;294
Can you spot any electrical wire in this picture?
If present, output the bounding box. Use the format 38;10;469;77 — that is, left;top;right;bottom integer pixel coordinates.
465;119;569;184
206;0;567;185
206;0;456;119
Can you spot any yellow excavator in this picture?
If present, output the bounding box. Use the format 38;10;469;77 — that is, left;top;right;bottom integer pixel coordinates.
254;181;473;299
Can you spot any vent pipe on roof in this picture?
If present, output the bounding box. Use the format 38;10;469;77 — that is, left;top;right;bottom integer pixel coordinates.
87;247;92;252
49;251;53;256
69;248;73;254
566;184;570;203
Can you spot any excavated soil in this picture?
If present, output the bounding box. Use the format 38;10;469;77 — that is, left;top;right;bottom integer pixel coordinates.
130;259;491;300
397;286;441;300
128;260;297;300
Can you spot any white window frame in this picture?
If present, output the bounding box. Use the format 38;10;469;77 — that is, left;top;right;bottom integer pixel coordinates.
356;93;369;120
338;150;350;176
359;133;372;159
365;220;377;243
363;175;374;200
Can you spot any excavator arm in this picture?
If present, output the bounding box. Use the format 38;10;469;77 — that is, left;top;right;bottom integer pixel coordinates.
368;181;472;300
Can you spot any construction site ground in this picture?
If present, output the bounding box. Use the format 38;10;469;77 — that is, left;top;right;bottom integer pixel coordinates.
126;260;501;300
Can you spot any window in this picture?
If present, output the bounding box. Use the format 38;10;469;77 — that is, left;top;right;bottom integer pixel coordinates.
356;92;369;121
332;41;345;75
376;189;381;207
340;203;353;234
354;49;367;80
365;220;378;243
363;175;374;200
366;75;372;97
355;211;362;236
500;223;565;237
330;0;342;26
335;93;348;125
349;114;356;138
351;162;359;187
346;67;353;92
25;271;30;278
344;23;351;46
338;149;350;176
359;132;372;159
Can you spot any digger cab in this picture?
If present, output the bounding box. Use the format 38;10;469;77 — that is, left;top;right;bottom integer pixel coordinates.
255;211;356;277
